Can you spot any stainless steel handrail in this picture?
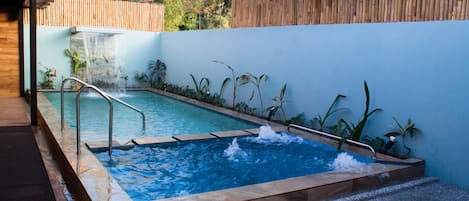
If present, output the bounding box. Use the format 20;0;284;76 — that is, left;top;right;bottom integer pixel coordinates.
61;77;88;131
107;94;146;129
60;77;146;159
60;77;145;131
76;84;114;158
287;124;377;159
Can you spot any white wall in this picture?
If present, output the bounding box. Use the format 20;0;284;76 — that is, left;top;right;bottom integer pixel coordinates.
159;21;469;189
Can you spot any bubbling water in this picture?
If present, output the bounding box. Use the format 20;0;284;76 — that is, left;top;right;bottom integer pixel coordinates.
250;125;303;144
330;152;365;170
223;138;247;162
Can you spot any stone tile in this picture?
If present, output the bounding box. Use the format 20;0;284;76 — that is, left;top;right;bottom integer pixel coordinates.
211;130;252;138
172;133;216;142
132;136;177;145
85;140;134;152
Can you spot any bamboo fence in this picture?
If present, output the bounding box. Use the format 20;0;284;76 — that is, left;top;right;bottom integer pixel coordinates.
232;0;469;28
23;0;164;32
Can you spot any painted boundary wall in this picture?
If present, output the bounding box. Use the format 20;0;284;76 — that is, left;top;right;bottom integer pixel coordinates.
159;21;469;189
29;22;469;189
24;26;159;89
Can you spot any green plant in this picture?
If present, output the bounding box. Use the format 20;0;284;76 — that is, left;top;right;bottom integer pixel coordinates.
213;60;243;109
39;65;56;89
148;59;167;89
240;73;268;114
235;101;256;114
65;49;86;76
211;78;230;106
384;118;421;158
339;81;381;141
190;74;210;98
334;81;381;151
286;113;306;126
311;94;347;131
134;72;149;86
363;136;386;152
267;84;287;122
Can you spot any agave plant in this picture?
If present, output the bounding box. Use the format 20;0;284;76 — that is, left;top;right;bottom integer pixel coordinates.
267;84;287;122
335;81;381;150
311;94;347;131
189;74;210;98
213;60;243;109
240;73;268;114
384;118;421;158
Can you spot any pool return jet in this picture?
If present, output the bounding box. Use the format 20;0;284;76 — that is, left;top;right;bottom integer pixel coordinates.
60;77;146;159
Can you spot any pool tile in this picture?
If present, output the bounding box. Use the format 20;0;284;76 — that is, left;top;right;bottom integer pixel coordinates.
132;136;178;145
172;134;216;142
86;140;134;152
210;130;252;138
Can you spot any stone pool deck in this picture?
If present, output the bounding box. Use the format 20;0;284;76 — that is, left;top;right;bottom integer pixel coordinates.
333;177;469;201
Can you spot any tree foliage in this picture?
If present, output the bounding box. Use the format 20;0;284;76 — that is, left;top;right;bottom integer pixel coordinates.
136;0;231;31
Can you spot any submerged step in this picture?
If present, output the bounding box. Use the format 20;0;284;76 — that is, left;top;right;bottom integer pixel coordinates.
132;136;178;146
210;130;253;138
172;134;216;142
86;140;134;152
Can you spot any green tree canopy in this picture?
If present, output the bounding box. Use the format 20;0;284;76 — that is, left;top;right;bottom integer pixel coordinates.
133;0;231;31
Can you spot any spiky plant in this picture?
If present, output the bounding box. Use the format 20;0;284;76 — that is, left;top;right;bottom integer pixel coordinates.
311;94;347;131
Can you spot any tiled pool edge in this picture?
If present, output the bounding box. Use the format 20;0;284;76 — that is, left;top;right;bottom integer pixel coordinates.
37;90;425;201
37;92;132;201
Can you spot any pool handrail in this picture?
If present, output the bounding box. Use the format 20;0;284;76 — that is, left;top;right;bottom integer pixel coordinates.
75;84;114;158
60;77;146;159
60;77;145;131
106;94;146;129
287;124;377;159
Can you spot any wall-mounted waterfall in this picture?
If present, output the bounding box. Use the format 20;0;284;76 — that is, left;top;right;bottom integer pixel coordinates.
70;26;126;89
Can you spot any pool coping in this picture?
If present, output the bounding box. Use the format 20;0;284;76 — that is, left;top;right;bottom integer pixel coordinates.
37;89;425;201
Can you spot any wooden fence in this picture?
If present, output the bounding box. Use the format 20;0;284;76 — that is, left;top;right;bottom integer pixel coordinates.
232;0;469;28
23;0;164;32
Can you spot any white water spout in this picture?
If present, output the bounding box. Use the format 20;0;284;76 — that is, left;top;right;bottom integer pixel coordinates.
330;152;365;170
250;126;303;144
223;138;247;162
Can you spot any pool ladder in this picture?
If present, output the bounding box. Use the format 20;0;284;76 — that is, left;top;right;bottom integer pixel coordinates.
60;77;146;159
287;124;377;159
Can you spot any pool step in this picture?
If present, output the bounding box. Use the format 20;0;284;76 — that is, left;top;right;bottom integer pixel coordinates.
86;140;134;152
132;136;178;146
172;133;216;142
210;130;253;138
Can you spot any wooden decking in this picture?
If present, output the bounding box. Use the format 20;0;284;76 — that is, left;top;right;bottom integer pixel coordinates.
0;96;29;126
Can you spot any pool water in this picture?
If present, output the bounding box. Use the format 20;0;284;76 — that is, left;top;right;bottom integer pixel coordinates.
43;91;258;142
94;131;372;200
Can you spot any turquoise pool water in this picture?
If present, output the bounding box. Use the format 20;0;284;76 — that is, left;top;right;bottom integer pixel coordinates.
43;91;258;142
94;131;373;200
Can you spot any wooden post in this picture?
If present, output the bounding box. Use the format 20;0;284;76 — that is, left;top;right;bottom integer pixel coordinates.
18;3;24;97
30;0;37;126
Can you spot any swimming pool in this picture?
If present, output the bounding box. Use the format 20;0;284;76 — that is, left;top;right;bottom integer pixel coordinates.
43;90;258;142
94;127;372;200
